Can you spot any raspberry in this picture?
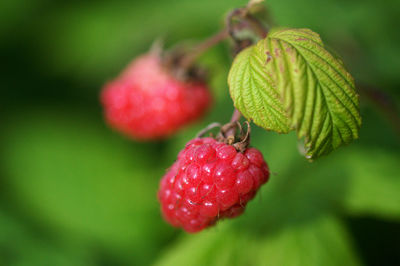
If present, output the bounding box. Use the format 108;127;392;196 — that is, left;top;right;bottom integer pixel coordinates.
101;53;211;140
158;137;270;233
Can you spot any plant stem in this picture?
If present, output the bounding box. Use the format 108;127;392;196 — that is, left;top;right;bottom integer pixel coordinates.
223;8;268;140
224;109;242;140
230;108;242;123
179;28;229;69
180;3;266;143
180;3;268;69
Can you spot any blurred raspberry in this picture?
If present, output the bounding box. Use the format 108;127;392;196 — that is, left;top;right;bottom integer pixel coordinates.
158;137;270;233
101;53;211;140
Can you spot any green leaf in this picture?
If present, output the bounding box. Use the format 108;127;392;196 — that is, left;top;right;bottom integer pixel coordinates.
155;215;361;266
257;215;361;266
228;45;291;133
228;28;361;160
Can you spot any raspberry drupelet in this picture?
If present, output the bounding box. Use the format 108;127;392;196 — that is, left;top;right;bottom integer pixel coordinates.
101;53;211;140
158;137;270;233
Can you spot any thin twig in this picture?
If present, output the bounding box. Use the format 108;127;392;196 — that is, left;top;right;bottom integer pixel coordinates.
179;29;229;69
179;1;268;69
195;122;222;138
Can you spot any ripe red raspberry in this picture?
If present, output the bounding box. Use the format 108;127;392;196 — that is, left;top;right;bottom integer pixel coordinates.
158;137;270;233
101;53;211;140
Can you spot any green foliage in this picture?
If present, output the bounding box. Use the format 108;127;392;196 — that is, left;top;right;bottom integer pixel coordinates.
1;109;174;265
341;148;400;218
229;28;361;160
155;215;360;266
0;210;94;266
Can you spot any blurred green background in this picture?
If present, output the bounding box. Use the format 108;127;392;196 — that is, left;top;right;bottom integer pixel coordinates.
0;0;399;265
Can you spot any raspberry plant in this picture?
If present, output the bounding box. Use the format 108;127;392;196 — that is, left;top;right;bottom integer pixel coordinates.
101;0;361;232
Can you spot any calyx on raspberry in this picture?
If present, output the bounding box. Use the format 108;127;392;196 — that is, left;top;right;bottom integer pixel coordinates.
158;123;270;233
100;50;212;140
